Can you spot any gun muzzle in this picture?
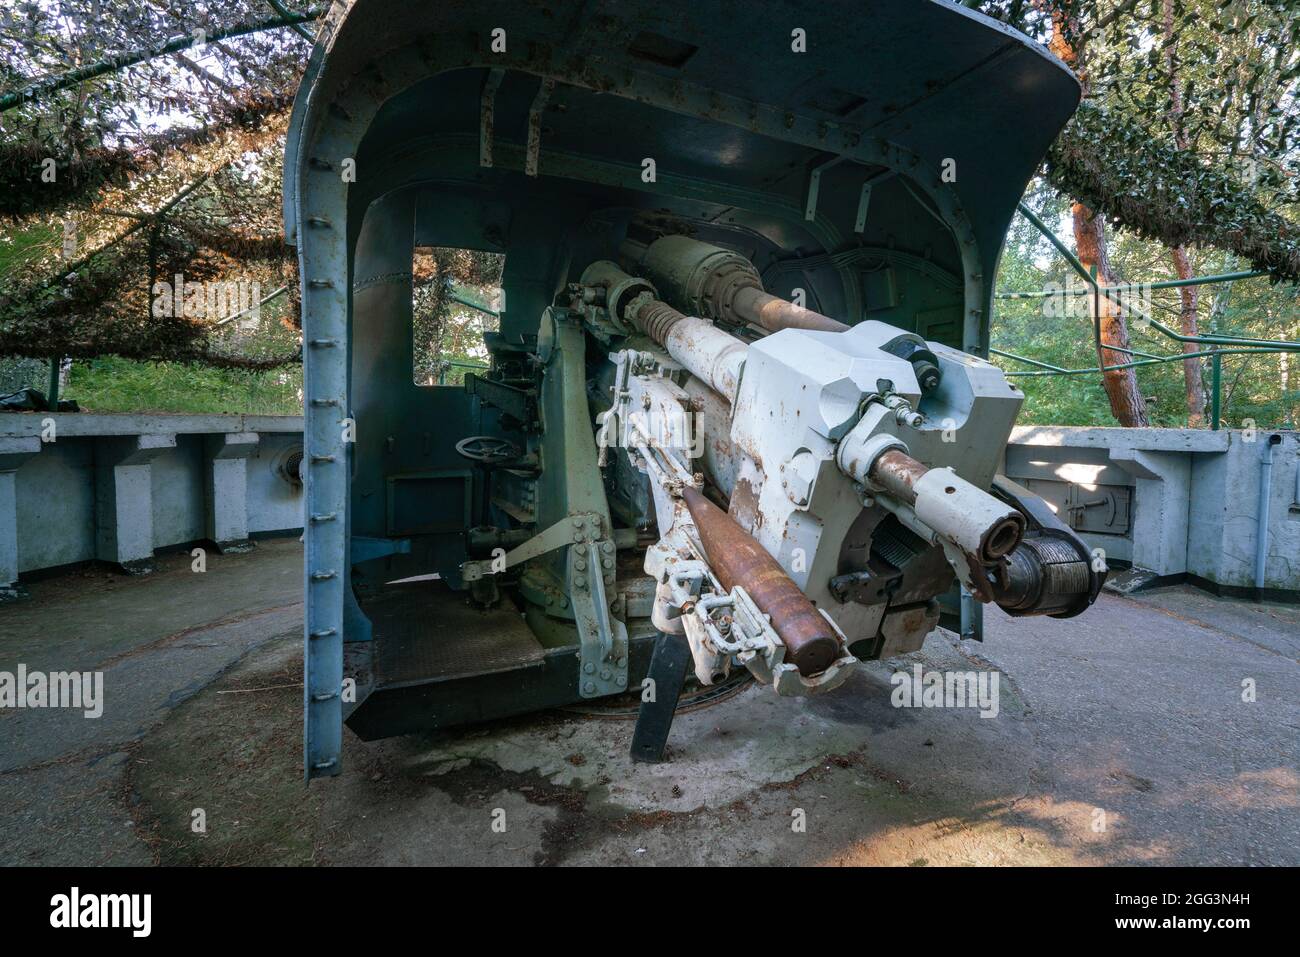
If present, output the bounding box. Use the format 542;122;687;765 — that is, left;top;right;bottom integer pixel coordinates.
867;450;1024;564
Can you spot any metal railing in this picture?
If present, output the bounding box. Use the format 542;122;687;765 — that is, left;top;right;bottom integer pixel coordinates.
992;202;1300;429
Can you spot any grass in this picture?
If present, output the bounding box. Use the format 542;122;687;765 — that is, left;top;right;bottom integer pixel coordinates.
65;356;302;415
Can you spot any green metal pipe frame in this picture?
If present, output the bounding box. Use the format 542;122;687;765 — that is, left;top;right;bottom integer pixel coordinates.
1008;202;1300;347
47;357;60;408
990;345;1295;376
995;269;1270;299
447;281;499;318
995;202;1300;429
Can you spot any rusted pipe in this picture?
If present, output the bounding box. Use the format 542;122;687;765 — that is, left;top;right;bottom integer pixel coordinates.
622;235;850;335
682;486;840;676
865;449;1025;564
865;449;930;505
730;285;848;334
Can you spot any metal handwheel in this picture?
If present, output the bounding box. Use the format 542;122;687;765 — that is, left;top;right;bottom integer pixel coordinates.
455;435;520;465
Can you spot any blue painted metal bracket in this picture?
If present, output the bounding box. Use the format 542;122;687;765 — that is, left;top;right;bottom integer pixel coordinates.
854;171;897;234
804;156;845;221
351;536;412;563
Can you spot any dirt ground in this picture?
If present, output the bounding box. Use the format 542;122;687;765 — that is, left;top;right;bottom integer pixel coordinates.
2;538;1297;866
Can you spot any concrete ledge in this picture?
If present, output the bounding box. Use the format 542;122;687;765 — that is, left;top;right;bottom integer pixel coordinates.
1011;425;1230;453
0;412;303;438
1007;426;1298;593
0;413;304;591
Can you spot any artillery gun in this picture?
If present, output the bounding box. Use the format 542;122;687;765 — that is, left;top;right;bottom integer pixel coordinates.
284;0;1101;778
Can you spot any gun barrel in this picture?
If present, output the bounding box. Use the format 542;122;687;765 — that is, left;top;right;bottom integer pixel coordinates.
866;449;1024;564
682;486;840;676
622;235;848;334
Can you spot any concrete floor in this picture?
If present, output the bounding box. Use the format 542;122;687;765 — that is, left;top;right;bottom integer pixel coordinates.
1;539;1296;866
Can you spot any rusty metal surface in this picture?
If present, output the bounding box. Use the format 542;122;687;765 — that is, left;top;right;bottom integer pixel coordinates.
628;296;687;344
682;487;839;676
868;449;930;504
731;286;849;334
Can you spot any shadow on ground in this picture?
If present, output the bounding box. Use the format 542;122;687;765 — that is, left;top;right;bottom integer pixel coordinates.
3;542;1297;866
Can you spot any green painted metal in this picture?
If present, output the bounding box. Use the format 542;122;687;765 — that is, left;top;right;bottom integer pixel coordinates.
529;309;626;695
991;344;1294;376
996;269;1271;299
1210;350;1222;430
46;357;60;408
1142;316;1300;351
1014;202;1098;295
447;280;499;318
284;0;1085;769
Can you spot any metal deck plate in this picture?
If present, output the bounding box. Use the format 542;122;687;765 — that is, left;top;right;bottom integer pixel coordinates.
366;580;547;689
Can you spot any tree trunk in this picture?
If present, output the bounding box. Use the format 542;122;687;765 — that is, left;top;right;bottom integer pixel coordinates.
1164;0;1206;427
1072;203;1150;426
1170;246;1206;425
1049;0;1149;426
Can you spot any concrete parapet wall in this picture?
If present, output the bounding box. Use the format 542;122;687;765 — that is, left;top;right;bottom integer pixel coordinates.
1;415;1295;597
0;413;304;596
1007;426;1299;594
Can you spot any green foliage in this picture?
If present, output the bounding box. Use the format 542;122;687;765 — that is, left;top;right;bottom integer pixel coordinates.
2;0;1296;426
411;248;504;386
65;356;301;414
993;191;1300;428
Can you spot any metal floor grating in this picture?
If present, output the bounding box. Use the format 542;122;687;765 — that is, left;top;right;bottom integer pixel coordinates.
365;580;547;689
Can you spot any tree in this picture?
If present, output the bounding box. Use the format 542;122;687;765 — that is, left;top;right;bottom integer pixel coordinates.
976;0;1298;425
0;0;1295;424
1044;0;1150;424
1162;0;1205;425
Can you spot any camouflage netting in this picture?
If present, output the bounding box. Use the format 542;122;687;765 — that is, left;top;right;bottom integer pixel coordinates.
0;88;296;220
1;0;1296;367
412;247;505;385
1;85;301;368
1048;103;1300;283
